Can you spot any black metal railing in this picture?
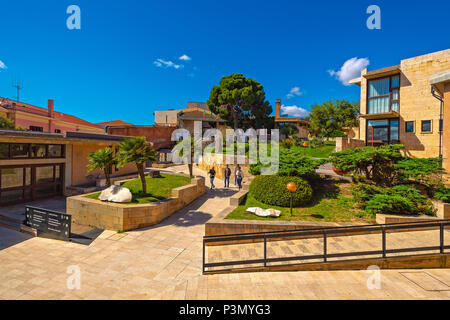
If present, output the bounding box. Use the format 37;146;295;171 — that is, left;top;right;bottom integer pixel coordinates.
202;219;450;273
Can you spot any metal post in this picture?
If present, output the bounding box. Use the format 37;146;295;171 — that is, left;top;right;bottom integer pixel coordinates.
323;231;327;262
440;223;444;254
382;227;386;258
264;235;267;267
202;238;206;273
290;193;293;217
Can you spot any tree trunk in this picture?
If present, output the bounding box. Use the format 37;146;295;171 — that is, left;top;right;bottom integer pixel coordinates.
188;163;193;178
104;169;111;187
137;163;146;194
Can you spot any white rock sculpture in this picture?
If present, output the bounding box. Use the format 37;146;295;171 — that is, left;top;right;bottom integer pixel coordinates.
246;207;281;217
98;185;132;203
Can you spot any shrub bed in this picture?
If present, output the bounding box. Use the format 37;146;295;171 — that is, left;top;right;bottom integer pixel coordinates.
352;183;434;216
249;175;313;207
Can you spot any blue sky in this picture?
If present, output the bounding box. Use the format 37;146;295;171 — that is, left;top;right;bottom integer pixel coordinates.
0;0;449;125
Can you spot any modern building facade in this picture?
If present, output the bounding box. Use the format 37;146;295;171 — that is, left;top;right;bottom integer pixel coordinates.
350;49;450;172
0;130;136;206
0;98;104;134
154;102;227;136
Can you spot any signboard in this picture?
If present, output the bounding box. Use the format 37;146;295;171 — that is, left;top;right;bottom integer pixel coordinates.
25;206;71;240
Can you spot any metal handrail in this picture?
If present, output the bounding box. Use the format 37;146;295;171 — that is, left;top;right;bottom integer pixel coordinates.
202;219;450;273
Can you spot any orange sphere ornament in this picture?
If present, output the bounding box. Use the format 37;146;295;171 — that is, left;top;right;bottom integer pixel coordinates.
286;182;297;193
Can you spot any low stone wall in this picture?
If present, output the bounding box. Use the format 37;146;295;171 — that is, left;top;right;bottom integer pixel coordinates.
67;176;205;231
432;200;450;219
334;137;365;152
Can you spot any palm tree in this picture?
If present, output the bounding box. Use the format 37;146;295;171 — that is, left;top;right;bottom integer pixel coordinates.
174;138;199;178
116;137;157;195
87;147;116;187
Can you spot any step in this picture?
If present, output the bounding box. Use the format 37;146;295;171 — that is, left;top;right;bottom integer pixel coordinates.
0;219;21;232
0;214;23;225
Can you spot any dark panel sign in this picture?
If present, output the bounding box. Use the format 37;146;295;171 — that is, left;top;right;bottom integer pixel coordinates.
25;206;71;240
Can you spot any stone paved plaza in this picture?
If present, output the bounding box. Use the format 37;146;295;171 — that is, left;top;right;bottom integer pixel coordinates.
1;166;450;299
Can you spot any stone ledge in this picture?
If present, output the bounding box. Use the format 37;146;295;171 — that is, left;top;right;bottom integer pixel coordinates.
67;176;205;231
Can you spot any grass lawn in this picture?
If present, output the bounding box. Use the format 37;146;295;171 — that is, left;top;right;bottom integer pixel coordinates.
226;177;376;224
290;141;336;159
208;141;336;159
84;173;191;204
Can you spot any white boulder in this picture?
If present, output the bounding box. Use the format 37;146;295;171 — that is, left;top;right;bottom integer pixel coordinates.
98;185;132;203
246;207;281;217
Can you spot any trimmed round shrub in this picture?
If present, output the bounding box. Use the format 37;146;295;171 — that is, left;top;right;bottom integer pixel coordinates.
249;175;313;207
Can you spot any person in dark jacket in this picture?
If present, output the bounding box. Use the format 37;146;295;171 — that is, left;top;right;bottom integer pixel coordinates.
224;165;231;188
208;167;216;190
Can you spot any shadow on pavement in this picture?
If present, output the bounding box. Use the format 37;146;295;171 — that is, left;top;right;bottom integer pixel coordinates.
0;226;33;250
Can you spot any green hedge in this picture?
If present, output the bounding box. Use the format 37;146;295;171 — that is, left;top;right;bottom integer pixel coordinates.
352;183;434;216
249;175;313;207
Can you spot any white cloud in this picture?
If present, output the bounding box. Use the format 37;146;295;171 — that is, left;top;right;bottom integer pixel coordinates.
286;86;303;99
0;60;7;70
281;105;309;118
154;58;183;69
179;54;192;61
328;57;370;86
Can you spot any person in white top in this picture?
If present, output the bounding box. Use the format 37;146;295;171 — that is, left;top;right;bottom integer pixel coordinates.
235;165;243;190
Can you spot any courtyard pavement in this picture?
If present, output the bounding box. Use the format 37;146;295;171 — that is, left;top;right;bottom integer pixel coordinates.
0;165;450;299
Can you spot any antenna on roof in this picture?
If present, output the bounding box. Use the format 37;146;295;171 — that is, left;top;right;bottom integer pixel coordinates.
12;77;23;102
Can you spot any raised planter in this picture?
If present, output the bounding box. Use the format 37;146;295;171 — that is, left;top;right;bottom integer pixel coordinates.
67;176;205;231
432;199;450;219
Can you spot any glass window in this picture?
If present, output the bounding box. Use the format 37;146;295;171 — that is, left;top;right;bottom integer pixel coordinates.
31;144;47;158
368;97;389;114
391;75;400;88
421;120;432;133
55;165;61;180
1;168;24;188
0;144;9;159
368;120;389;127
48;145;63;158
405;121;414;133
0;189;24;203
392;89;399;100
391;101;399;112
390;120;399;141
35;166;54;184
368;78;390;97
12;144;29;158
440;119;443;132
25;167;31;186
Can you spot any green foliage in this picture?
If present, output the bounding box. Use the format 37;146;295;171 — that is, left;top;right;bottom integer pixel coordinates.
395;157;444;191
434;187;450;203
307;138;325;148
279;123;298;138
250;149;326;177
0;115;24;130
117;137;157;167
331;144;405;186
308;100;359;139
280;139;294;149
207;73;272;129
353;183;434;216
117;137;157;194
87;147;116;186
249;175;313;207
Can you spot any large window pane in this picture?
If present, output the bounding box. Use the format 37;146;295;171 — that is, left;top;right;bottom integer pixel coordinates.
35;166;54;184
422;120;432;132
34;185;55;198
31;144;47;158
390;120;399;141
392;89;399;100
391;75;400;88
391;101;399;112
12;144;29;158
48;145;63;158
368;97;389;114
368;78;390;97
0;144;9;159
368;120;389;127
1;168;24;188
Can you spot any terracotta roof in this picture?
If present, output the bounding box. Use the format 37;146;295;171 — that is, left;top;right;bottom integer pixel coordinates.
95;120;135;127
0;97;103;129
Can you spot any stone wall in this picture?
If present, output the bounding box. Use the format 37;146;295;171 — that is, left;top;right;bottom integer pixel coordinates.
334;137;366;152
196;153;250;180
67;176;205;231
